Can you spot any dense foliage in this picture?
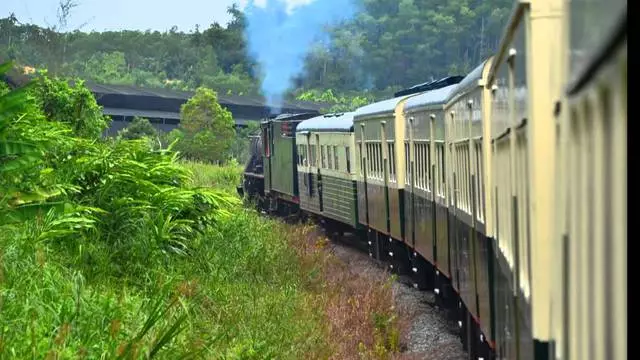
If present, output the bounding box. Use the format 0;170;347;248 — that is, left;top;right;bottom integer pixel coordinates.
0;7;258;95
164;88;237;164
32;72;111;138
117;116;160;141
2;0;512;102
0;65;338;357
296;0;512;93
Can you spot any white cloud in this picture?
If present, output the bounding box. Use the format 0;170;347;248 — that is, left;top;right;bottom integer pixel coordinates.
283;0;316;14
254;0;268;8
241;0;317;13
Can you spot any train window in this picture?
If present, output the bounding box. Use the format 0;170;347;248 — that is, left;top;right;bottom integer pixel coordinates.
475;141;484;221
414;142;424;189
370;143;375;176
346;146;351;173
416;143;421;189
327;146;333;169
366;143;371;174
310;145;316;167
405;142;410;185
422;143;427;189
321;145;327;168
426;143;432;191
377;143;383;179
263;127;270;157
371;143;375;176
440;145;446;192
304;146;308;166
377;143;382;179
334;146;339;171
376;143;380;178
374;143;379;178
372;143;376;176
304;145;308;166
358;144;363;175
416;143;422;188
388;144;392;182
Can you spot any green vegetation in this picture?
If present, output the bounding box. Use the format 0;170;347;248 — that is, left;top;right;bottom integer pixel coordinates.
0;7;257;95
181;160;243;193
295;88;376;113
117;116;160;142
0;66;325;358
0;64;410;358
169;88;236;164
32;72;111;139
1;0;512;102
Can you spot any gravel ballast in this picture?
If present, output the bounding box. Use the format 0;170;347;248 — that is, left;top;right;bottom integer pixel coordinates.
324;230;468;360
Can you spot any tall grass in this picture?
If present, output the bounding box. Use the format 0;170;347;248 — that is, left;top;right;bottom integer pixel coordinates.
181;159;243;193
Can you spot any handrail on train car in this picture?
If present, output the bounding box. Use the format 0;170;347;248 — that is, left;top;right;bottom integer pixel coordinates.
487;0;530;85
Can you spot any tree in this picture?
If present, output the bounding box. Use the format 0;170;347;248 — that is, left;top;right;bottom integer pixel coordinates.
177;87;236;163
31;73;110;139
117;116;159;140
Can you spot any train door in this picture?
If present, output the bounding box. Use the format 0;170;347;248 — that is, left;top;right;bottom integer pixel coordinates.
305;133;313;197
316;134;323;212
429;114;438;269
262;122;272;193
408;117;416;249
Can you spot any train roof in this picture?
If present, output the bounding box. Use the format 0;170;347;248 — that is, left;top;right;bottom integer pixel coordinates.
393;75;465;97
296;112;355;133
353;95;411;119
404;84;460;112
263;112;319;123
445;60;489;103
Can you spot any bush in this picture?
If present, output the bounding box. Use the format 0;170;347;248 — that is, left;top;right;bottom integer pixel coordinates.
117;116;160;141
30;72;111;139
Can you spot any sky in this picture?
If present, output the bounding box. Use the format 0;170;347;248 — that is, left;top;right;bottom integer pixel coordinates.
0;0;247;32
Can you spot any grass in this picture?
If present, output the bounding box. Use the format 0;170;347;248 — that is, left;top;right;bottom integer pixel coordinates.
187;162;410;359
1;160;407;359
181;159;243;192
0;197;327;358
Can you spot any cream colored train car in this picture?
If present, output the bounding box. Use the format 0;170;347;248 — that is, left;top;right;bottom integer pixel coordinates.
354;94;414;266
296;113;359;229
550;0;627;359
442;59;495;357
485;0;565;357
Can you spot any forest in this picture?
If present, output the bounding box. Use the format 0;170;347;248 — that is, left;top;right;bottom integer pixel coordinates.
0;0;513;104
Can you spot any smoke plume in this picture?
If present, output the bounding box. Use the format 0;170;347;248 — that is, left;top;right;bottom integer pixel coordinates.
243;0;356;113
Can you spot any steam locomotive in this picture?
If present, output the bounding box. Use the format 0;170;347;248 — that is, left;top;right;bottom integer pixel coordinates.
240;1;627;359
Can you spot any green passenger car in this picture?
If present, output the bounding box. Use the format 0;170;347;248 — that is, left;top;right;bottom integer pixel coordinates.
296;113;359;229
262;113;318;208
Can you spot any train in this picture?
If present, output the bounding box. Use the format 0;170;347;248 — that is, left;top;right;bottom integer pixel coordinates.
239;0;627;359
